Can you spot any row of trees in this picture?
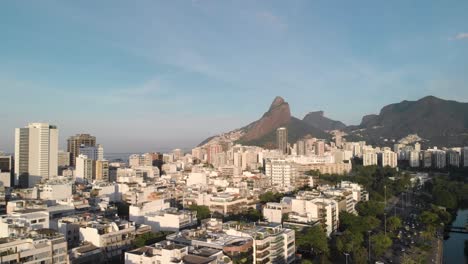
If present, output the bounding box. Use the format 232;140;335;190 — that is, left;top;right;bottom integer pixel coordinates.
423;176;468;209
311;165;411;201
295;200;399;264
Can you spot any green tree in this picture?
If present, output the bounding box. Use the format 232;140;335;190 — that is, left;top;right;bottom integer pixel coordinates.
259;191;284;204
356;200;384;217
387;216;402;233
352;246;368;264
370;233;392;257
433;189;457;209
297;226;330;256
336;230;363;253
133;232;167;247
419;211;439;227
188;205;211;220
362;216;381;231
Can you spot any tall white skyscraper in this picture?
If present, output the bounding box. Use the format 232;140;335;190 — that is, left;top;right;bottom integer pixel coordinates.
14;123;58;187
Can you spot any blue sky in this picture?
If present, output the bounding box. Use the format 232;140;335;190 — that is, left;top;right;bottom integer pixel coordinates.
1;0;467;152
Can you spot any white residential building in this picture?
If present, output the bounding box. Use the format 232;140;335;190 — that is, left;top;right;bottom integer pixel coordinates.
143;208;197;232
409;151;420;167
129;199;171;224
39;179;73;201
362;152;378;166
75;154;93;182
186;172;208;186
14;123;59;187
290;194;339;236
125;242;189;264
224;222;295;264
263;202;291;224
79;219;138;260
265;159;297;188
129;153;153;167
0;209;50;238
378;150;398;168
0;229;68;264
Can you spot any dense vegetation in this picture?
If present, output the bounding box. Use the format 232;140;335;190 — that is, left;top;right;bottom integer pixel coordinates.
309;165;411;201
133;232;170;247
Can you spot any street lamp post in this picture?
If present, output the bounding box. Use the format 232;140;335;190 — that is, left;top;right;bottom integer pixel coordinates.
368;230;372;263
344;252;350;264
384;185;387;210
384;212;387;236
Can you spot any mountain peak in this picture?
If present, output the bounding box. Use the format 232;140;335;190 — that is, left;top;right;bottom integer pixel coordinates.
418;95;443;103
269;96;286;111
303;111;346;131
305;111;324;117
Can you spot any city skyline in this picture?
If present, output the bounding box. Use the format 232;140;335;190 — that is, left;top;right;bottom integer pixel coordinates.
1;1;468;152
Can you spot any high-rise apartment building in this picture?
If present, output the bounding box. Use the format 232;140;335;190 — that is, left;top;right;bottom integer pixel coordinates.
378;150;397;168
67;134;96;166
0;155;13;187
423;151;432;168
265;159;297;188
296;140;306;156
0;155;13;173
315;141;325;156
129;153;153;167
432;150;446;169
414;142;421;152
172;148;183;161
409;151;420;167
14;123;58;187
80;144;104;161
446;150;460;168
57;150;70;167
462;147;468;167
276;127;288;155
95;159;109;182
75;154;94;182
362;152;378;166
334;133;343;148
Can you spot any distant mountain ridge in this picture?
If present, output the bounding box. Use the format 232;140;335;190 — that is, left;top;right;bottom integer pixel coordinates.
346;96;468;147
199;95;468;148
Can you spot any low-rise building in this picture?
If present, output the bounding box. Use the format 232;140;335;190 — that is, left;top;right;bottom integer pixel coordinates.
0;209;49;238
263;202;291;224
0;229;68;264
79;218;138;260
224;222;295;264
139;207;197;233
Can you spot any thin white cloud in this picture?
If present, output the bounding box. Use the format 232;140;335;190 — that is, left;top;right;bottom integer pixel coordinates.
451;32;468;40
104;78;162;104
256;11;287;31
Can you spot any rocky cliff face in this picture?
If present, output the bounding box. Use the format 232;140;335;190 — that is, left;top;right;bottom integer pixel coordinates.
241;96;292;141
